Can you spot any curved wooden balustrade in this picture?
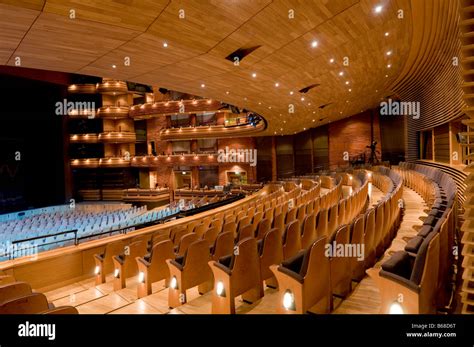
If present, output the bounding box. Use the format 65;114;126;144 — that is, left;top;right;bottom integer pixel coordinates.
0;185;273;291
98;132;136;143
70;158;100;168
96;106;130;119
160;122;266;140
129;99;228;118
67;84;97;94
67;109;97;118
97;80;128;95
69;134;99;143
131;154;218;167
70;158;131;168
460;0;474;315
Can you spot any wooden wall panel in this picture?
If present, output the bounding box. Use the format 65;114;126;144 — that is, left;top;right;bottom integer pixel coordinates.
434;123;450;163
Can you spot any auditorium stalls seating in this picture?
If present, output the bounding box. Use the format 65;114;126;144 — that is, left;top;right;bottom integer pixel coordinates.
368;163;457;313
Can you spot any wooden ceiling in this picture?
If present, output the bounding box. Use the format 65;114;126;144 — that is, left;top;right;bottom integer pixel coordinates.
0;0;415;135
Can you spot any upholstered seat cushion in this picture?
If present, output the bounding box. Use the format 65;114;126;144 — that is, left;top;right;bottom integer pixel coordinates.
417;225;432;238
381;251;412;280
405;236;424;253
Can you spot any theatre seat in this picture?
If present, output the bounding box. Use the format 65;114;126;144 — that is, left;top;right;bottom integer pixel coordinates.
285;208;297;224
175;233;199;256
301;213;316;249
211;231;234;261
237;224;254;242
0;293;50;314
272;213;285;235
136;240;175;298
209;238;263;314
364;208;376;269
259;228;283;288
94;240;126;285
374;203;385;257
270;237;331;314
255;218;271;240
283;220;302;260
112;239;147;290
315;208;328;239
0;281;32;304
202;227;219;248
349;214;365;282
368;232;440;314
327;204;338;239
167;239;212;308
223;221;237;238
329;225;352;299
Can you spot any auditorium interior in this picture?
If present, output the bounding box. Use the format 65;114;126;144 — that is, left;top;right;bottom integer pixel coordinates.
0;0;473;316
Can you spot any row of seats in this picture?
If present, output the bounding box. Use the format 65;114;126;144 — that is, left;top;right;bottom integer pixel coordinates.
0;272;77;314
269;169;403;313
0;203;184;260
368;163;456;314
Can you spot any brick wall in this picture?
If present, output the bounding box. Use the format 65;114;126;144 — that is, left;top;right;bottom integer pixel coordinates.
328;110;382;169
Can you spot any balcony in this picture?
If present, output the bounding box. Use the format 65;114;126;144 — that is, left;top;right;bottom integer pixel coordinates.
67;108;97;119
98;132;136;143
159;122;266;140
67;84;97;94
69;133;99;143
70;157;131;169
97;80;128;95
96;106;130;119
129;99;229;118
130;153;219;167
70;158;100;168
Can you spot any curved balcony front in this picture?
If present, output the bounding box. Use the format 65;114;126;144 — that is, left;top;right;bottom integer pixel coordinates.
67;84;97;94
129;99;228;118
159;122;266;140
97;80;128;95
69;134;99;143
130;153;219;167
67;108;97;118
97;106;130;119
70;157;131;168
70;158;100;168
98;132;136;143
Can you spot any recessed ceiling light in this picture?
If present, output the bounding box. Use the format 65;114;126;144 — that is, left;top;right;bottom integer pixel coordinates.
339;71;344;76
348;89;352;92
283;120;286;123
313;111;316;114
258;102;261;105
201;83;205;88
308;103;311;106
386;51;392;56
384;32;389;37
274;131;277;134
252;72;257;78
345;81;350;85
244;97;247;100
340;111;343;114
330;58;335;63
290;91;294;95
112;65;116;69
387;64;391;68
163;42;168;48
226;91;229;94
311;40;318;48
312;119;315;122
280;128;283;131
303;128;306;130
275;82;280;87
374;5;383;13
385;74;389;78
268;106;272;109
301;97;305;101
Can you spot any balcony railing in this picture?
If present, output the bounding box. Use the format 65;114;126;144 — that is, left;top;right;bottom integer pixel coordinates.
70;157;131;168
67;84;97;94
98;132;136;143
129;99;229;118
131;153;219;167
69;134;99;143
159;122;266;140
97;80;128;95
96;106;130;119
